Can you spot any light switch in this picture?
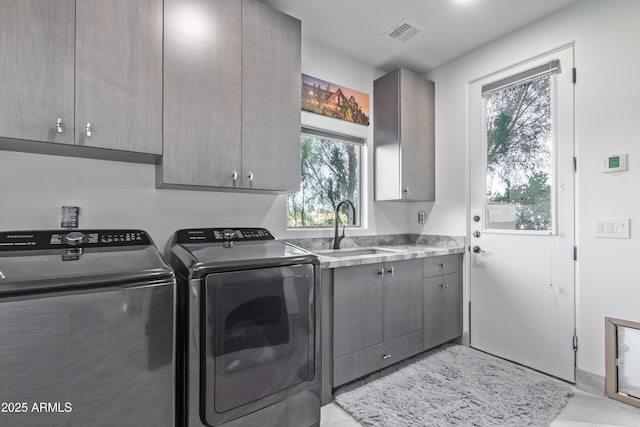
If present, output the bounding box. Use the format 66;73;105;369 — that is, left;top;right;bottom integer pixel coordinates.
593;217;630;238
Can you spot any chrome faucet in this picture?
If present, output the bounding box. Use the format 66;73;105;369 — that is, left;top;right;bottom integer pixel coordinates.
333;199;356;249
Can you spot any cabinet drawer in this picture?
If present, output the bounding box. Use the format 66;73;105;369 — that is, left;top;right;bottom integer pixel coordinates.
423;254;461;278
333;330;423;387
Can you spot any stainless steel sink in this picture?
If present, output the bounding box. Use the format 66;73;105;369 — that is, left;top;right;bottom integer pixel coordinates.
316;248;399;258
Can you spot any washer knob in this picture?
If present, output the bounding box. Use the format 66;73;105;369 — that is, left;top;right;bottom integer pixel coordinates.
65;231;85;245
222;229;237;240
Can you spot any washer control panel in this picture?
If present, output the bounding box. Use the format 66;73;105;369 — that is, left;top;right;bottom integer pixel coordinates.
0;230;151;251
176;228;275;244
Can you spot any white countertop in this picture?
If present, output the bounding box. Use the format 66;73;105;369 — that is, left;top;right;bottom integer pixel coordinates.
313;244;465;269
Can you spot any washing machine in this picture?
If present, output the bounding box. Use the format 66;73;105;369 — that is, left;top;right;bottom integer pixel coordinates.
0;229;175;427
165;227;320;427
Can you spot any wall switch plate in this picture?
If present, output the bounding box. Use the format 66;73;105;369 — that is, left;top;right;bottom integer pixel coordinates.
592;217;630;238
61;206;79;229
602;153;628;173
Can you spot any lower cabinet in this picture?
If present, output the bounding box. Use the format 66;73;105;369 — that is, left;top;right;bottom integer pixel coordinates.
423;254;463;350
324;253;464;399
332;259;423;387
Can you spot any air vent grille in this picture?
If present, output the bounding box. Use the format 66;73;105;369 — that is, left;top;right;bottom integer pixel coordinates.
385;20;421;43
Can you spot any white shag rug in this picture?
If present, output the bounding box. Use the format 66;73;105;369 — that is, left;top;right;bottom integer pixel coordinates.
334;344;573;427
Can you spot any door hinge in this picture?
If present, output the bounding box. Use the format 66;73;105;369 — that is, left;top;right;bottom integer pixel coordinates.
573;334;578;352
572;68;577;84
573;246;578;261
573;157;577;172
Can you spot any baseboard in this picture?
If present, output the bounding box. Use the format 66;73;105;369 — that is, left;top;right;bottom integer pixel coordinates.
576;367;605;395
456;331;470;347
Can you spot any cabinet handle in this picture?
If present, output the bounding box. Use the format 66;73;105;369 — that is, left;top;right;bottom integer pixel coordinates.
387;267;394;276
232;170;238;181
383;354;392;360
56;118;64;133
440;283;448;288
85;122;92;137
403;187;410;196
439;263;448;268
377;268;385;277
248;170;254;182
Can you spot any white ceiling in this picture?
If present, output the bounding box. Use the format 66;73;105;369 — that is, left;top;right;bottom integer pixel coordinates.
260;0;578;74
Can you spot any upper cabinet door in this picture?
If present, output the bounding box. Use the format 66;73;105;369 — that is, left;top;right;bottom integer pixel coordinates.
0;0;75;145
241;0;301;192
161;0;242;187
399;69;435;201
374;68;435;201
75;0;163;154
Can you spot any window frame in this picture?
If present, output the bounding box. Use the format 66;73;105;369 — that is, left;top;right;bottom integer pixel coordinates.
286;126;365;229
480;65;559;235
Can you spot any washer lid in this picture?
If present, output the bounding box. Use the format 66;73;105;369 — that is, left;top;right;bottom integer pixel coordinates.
0;230;174;295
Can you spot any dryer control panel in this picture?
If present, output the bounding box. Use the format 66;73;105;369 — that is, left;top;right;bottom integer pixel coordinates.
0;230;151;251
176;228;275;244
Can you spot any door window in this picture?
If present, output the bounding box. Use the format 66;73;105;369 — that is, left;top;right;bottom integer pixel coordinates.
482;64;558;232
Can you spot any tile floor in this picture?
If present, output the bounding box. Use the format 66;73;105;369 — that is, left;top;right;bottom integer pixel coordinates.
321;384;640;427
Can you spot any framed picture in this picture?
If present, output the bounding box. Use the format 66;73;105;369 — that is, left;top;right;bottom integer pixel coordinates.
301;74;370;125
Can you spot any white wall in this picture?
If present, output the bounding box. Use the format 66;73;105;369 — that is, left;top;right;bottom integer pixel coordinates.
0;38;429;252
427;0;640;378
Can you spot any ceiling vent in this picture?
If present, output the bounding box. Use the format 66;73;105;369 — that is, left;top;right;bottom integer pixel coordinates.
385;19;421;43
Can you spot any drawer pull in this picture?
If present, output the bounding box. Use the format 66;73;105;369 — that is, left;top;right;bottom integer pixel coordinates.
383;354;392;360
440;283;448;288
439;263;448;268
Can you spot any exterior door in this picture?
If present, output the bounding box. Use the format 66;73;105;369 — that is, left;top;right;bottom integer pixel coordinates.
469;46;575;382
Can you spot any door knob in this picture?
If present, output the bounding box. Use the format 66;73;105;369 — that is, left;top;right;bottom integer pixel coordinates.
472;246;486;254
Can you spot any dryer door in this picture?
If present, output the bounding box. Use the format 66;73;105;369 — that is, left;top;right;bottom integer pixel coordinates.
202;263;315;426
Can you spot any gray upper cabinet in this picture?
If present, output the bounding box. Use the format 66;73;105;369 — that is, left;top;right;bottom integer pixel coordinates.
242;0;301;192
0;0;75;145
161;0;242;187
0;0;162;156
76;0;163;154
159;0;301;191
374;68;435;201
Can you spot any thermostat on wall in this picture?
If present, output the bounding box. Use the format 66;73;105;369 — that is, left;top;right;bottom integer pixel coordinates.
602;153;628;173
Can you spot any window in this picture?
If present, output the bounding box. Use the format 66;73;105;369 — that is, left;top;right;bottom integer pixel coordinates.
287;127;363;228
482;61;559;232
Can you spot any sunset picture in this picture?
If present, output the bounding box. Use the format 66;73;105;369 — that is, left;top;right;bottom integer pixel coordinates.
301;74;370;125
